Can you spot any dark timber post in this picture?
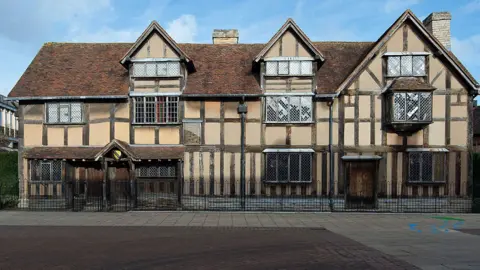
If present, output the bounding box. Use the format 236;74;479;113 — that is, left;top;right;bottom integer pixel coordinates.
238;97;248;210
102;159;108;210
328;99;334;211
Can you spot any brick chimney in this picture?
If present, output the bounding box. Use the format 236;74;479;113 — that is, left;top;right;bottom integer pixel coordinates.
212;29;239;44
423;12;451;50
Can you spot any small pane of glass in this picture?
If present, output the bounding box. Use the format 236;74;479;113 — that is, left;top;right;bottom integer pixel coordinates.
401;56;413;76
300;61;312;75
266;62;278;75
59;105;69;123
157;63;168;76
278;61;289;75
48;104;58;123
387;56;401;76
289;61;301;75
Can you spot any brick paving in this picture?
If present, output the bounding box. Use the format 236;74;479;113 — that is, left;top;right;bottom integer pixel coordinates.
1;211;480;269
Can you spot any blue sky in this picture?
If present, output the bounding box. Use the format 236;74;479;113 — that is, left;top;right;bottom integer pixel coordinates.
0;0;479;97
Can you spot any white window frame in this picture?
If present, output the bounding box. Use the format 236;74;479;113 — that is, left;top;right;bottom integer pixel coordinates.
133;96;179;124
46;103;83;124
264;151;313;183
132;61;181;77
265;96;313;123
387;55;426;77
265;60;313;76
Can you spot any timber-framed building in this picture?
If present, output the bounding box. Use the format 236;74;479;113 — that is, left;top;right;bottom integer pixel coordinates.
8;10;479;212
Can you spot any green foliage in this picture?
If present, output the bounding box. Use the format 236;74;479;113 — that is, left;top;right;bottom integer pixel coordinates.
0;152;18;208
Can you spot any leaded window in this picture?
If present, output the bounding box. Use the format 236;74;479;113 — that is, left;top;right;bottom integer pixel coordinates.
30;160;63;182
46;103;83;124
137;165;176;178
133;96;179;124
132;62;181;77
265;152;312;183
387;55;426;77
265;96;312;123
266;61;312;76
392;92;432;122
408;152;446;182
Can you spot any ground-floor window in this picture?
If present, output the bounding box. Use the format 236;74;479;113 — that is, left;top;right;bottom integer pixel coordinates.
264;150;312;183
30;160;63;182
407;151;446;183
136;164;177;178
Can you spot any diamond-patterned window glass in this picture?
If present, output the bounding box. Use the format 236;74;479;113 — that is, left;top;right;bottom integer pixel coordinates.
157;63;168;76
145;63;157;77
419;93;432;121
41;162;51;181
300;61;312;75
421;153;433;182
32;160;62;181
278;97;289;122
133;63;146;77
406;93;419;121
167;166;176;177
265;153;277;182
300;97;312;122
387;56;401;76
289;61;301;75
266;62;278;75
70;103;82;123
138;167;148;177
408;152;421;182
400;56;413;76
147;166;157;177
289;153;300;182
135;97;145;123
167;62;180;76
47;104;59;123
433;153;445;182
59;104;70;123
408;152;445;183
266;97;278;121
278;61;289;75
289;97;301;122
300;153;312;182
277;153;289;183
412;56;425;76
184;122;201;145
393;93;406;121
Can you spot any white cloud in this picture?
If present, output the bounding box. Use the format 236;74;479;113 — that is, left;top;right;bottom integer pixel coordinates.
384;0;420;13
460;0;480;13
68;27;141;43
166;15;197;43
452;35;480;79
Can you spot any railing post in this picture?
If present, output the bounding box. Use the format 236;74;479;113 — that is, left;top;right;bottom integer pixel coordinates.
238;98;248;210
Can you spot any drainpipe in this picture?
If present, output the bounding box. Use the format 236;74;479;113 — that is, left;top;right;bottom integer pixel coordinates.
238;97;248;210
328;99;334;211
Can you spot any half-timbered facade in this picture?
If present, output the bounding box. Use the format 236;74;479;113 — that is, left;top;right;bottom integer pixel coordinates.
8;10;479;212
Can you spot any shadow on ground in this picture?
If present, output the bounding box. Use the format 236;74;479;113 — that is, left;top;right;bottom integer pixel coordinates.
0;226;418;270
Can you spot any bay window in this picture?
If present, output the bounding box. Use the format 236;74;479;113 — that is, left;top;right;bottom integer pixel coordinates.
265;96;312;123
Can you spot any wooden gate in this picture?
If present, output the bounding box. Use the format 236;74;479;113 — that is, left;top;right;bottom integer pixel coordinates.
346;161;376;209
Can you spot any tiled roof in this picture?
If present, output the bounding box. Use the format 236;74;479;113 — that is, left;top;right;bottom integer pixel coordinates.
388;77;436;91
9;42;374;97
130;146;185;160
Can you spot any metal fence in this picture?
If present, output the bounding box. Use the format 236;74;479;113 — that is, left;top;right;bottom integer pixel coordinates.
1;180;473;213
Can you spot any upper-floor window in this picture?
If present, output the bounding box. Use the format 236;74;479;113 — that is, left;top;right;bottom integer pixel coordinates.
265;60;312;76
391;92;432;122
133;96;179;124
407;151;446;183
265;96;313;123
46;103;83;124
387;55;426;77
132;61;181;77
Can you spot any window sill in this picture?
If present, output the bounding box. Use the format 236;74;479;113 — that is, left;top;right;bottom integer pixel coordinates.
263;181;312;184
406;181;446;186
132;123;181;126
385;75;427;78
44;122;85;126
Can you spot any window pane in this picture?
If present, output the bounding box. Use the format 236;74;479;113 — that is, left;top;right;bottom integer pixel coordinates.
184;122;201;145
387;56;400;76
300;153;311;182
393;93;406;121
421;153;433;182
433;153;445;182
289;153;300;182
70;103;82;123
409;152;421;182
278;97;289;121
289;97;301;122
167;62;180;76
135;97;145;123
41;163;51;181
157;97;165;123
412;56;425;76
48;104;59;123
59;105;70;123
145;97;156;123
401;56;413;76
300;61;312;75
406;93;419;121
133;63;146;77
278;61;289;75
300;97;312;122
419;93;432;121
266;62;278;75
166;97;179;123
157;63;167;76
289;61;301;75
277;153;289;182
265;153;277;182
52;161;62;181
266;97;278;121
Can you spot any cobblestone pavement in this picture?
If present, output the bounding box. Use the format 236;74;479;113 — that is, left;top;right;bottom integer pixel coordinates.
1;211;480;269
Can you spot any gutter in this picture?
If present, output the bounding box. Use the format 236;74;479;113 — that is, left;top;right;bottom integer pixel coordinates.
182;93;263;98
0;103;17;111
6;95;129;101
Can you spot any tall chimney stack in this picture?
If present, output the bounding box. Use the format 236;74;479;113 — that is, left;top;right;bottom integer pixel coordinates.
212;29;239;44
423;12;451;50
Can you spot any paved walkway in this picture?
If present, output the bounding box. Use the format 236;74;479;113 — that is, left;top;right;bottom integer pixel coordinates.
1;211;480;269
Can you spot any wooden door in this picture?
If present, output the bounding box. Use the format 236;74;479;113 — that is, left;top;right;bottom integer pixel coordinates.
346;161;376;209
